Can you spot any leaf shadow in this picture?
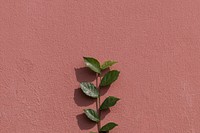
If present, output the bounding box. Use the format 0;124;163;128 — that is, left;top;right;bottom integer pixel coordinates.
76;113;96;130
74;67;96;83
100;68;111;95
100;85;110;96
74;67;97;107
101;108;111;119
74;88;96;106
101;68;110;77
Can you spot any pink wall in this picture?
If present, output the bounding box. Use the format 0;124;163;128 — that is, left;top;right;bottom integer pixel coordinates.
1;0;200;133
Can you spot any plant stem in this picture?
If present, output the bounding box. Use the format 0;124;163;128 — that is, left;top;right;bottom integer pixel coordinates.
98;76;101;130
96;73;101;132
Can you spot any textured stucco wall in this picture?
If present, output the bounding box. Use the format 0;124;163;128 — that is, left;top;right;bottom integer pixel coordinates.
1;0;200;133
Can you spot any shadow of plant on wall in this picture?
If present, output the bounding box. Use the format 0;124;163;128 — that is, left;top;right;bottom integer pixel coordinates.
74;57;120;133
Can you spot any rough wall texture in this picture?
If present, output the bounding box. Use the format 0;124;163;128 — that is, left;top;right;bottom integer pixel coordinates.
1;0;200;133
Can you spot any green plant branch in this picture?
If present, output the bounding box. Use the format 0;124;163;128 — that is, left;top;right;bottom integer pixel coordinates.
96;73;101;132
81;57;120;133
98;74;102;132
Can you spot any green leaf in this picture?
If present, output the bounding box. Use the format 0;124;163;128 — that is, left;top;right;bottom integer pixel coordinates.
100;70;120;87
83;57;101;73
84;109;100;122
101;60;117;70
100;96;120;110
80;82;99;98
100;122;118;132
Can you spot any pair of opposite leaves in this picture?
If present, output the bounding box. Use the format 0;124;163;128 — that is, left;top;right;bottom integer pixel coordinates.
80;57;120;132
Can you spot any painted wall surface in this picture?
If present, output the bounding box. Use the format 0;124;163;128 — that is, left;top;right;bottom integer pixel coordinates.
1;0;200;133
